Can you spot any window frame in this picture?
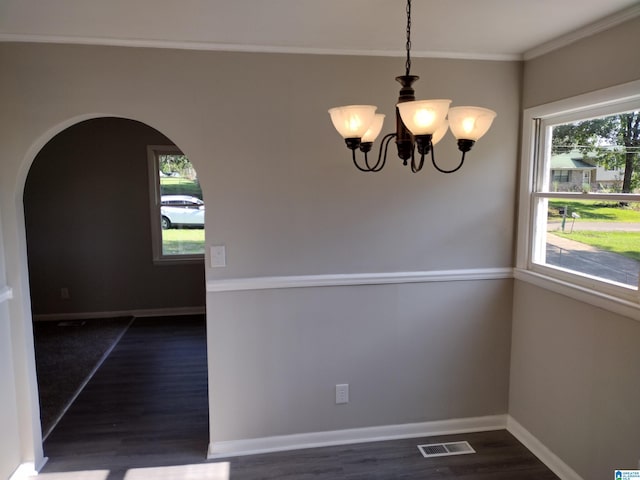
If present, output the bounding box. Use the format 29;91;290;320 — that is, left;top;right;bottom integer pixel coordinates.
147;145;205;265
516;80;640;318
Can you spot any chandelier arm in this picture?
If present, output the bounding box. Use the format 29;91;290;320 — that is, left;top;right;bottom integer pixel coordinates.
411;148;425;173
352;149;376;172
363;149;377;172
368;132;396;172
432;150;466;174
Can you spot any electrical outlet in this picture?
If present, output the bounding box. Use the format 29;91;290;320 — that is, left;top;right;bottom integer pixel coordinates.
60;287;70;300
336;384;349;404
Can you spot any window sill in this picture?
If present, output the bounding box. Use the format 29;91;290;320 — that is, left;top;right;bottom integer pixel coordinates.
514;268;640;323
153;255;204;266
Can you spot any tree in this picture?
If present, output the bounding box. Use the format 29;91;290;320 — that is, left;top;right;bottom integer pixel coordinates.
552;111;640;193
159;154;191;176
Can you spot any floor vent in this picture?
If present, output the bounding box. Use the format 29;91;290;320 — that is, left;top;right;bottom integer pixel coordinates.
418;441;475;458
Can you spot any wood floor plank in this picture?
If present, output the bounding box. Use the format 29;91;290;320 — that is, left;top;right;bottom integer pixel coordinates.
39;315;559;479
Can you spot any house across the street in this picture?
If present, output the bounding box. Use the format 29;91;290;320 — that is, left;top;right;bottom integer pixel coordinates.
551;150;625;192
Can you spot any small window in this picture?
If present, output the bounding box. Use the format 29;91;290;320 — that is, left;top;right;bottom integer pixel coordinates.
552;169;570;184
148;146;205;263
519;87;640;305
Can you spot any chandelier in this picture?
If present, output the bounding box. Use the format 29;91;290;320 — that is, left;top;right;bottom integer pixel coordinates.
328;0;497;173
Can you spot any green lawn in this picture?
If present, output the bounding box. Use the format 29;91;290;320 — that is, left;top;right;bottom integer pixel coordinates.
549;200;640;222
162;228;205;255
549;200;640;262
160;177;203;198
554;230;640;262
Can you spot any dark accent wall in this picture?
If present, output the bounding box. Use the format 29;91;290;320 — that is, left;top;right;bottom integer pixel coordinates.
24;117;205;316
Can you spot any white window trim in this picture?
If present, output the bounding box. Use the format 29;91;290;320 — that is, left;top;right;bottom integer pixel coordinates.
147;145;205;264
516;79;640;320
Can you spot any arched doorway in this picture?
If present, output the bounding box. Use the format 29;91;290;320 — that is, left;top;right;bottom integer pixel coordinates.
22;117;209;467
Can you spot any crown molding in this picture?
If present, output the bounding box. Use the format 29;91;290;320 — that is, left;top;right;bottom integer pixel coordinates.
2;3;638;62
524;3;640;60
0;33;520;61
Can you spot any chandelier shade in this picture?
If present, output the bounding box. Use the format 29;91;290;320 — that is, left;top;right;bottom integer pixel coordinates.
328;105;377;139
448;106;497;142
397;99;451;136
327;0;496;174
361;114;386;143
431;120;449;146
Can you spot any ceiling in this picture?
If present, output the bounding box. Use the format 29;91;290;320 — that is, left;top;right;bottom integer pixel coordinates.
0;0;638;60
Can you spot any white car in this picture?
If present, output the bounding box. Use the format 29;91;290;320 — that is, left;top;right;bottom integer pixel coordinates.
160;195;205;229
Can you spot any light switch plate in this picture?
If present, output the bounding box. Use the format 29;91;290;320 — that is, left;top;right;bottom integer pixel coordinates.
211;245;226;267
336;384;349;404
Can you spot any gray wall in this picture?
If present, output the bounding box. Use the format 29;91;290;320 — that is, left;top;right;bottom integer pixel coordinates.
510;283;640;479
512;15;640;480
205;56;519;278
209;280;513;441
24;117;205;316
0;42;520;471
523;16;640;108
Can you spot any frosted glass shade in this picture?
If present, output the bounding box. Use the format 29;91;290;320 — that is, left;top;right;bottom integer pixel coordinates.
328;105;377;139
397;99;452;135
431;119;449;146
361;114;385;143
448;106;497;141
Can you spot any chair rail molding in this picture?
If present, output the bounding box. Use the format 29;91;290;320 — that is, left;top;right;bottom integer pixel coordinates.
206;268;514;293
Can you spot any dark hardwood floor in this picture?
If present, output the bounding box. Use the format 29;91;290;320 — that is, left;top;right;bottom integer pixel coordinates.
40;315;210;477
36;315;559;480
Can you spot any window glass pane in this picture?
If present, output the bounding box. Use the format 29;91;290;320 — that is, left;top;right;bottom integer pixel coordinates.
536;198;640;288
547;111;639;193
157;154;205;256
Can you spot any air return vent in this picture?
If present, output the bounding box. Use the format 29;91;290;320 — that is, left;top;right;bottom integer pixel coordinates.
418;441;475;458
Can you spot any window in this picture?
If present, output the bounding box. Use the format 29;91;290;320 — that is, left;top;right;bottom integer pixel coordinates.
552;169;570;183
517;82;640;309
147;145;205;263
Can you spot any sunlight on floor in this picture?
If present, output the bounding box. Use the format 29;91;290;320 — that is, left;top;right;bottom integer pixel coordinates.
123;463;230;480
26;463;231;480
28;470;110;480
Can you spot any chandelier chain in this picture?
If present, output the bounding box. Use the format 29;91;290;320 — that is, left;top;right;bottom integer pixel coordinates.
405;0;412;76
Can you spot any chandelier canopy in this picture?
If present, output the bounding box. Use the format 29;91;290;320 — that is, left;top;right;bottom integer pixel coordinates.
328;0;497;174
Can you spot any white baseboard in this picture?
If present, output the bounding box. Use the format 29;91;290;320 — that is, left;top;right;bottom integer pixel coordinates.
208;414;507;459
32;305;205;322
507;416;583;480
